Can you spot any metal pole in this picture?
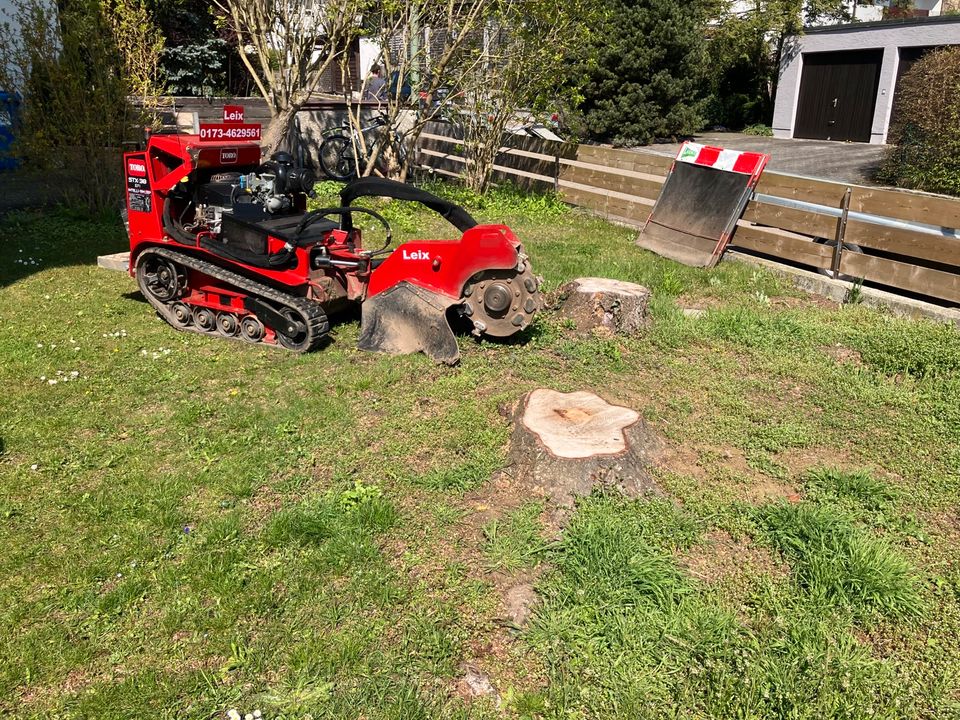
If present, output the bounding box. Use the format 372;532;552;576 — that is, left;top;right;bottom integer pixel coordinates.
832;187;852;277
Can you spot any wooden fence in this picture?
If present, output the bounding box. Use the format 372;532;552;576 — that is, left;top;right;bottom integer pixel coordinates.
416;122;960;306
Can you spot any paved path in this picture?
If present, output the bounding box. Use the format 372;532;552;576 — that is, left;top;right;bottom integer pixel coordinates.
634;132;888;185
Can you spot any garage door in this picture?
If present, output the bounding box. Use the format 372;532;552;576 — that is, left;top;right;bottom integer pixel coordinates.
794;49;884;142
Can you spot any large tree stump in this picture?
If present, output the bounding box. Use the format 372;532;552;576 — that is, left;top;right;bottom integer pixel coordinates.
557;277;651;335
507;389;663;507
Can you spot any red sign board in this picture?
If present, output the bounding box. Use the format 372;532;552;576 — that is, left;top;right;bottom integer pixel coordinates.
198;123;262;142
222;105;245;124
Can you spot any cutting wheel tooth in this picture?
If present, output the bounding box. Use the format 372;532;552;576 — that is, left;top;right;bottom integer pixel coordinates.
524;297;536;313
524;277;537;293
511;314;525;327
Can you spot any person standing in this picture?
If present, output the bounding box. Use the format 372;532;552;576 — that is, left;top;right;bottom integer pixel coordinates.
364;65;386;101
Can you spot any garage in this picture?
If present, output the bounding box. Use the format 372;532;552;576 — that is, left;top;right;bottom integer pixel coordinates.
773;16;960;145
793;49;884;142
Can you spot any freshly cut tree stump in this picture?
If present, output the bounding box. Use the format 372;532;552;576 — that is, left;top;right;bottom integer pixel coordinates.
557;277;651;335
507;389;663;507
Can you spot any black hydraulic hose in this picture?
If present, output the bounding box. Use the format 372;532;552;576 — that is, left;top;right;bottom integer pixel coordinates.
295;207;393;254
162;195;198;245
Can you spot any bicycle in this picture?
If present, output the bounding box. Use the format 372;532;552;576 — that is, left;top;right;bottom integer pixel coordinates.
318;112;409;181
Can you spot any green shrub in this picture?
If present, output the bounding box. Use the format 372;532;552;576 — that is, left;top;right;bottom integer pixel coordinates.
742;123;773;137
878;47;960;196
0;0;163;213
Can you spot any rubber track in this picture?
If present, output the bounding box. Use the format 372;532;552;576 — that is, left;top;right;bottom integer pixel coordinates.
138;246;329;352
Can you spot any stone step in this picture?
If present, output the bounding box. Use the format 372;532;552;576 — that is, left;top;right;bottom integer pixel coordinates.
97;252;130;273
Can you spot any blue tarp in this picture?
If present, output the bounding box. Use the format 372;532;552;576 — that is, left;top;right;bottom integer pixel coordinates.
0;92;21;170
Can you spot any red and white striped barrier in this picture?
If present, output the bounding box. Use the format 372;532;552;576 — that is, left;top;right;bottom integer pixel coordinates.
676;142;768;181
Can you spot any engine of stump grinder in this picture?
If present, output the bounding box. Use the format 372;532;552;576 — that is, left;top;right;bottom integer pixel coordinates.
123;130;541;364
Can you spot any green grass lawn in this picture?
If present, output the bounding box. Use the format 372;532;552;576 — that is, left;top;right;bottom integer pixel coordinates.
2;184;960;719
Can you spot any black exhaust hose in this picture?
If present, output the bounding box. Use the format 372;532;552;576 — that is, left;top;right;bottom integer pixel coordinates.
339;177;477;234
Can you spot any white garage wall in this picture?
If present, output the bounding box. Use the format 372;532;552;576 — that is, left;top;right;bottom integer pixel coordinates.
772;17;960;144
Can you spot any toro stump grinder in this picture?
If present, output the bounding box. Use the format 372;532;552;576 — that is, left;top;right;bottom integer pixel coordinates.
122;132;541;364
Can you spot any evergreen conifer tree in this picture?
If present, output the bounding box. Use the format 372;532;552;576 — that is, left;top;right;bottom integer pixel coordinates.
579;0;709;145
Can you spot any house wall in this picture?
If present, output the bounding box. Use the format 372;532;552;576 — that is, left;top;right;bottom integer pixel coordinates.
772;17;960;144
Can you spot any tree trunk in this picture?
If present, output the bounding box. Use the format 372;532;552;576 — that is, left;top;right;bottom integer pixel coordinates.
556;277;651;335
262;105;298;156
506;389;664;508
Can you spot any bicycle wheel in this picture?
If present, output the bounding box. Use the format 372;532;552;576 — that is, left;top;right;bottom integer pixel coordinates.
319;135;358;181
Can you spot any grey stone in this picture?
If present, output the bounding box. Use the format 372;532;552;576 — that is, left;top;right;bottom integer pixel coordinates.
97;252;130;273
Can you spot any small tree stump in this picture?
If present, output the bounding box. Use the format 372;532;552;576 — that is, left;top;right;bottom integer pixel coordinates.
557;277;651;335
507;389;663;507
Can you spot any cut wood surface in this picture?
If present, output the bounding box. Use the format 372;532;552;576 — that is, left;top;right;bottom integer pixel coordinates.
508;389;663;507
557;278;652;335
523;389;640;459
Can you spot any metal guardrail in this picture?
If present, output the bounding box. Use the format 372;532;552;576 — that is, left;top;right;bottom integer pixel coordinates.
755;193;960;239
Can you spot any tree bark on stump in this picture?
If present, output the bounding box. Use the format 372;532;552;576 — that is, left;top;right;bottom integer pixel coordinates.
507;389;663;508
556;277;651;335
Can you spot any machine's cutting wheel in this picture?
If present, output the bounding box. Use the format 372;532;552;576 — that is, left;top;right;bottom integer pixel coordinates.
459;252;541;338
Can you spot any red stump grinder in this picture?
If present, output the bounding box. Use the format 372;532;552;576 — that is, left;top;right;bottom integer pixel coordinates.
122;132;541;364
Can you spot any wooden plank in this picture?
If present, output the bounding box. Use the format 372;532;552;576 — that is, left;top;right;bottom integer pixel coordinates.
756;171;851;208
502;132;577;160
730;223;835;269
495;148;557;179
490;161;554;185
419;132;461;149
559;185;652;223
559;163;664;201
421;134;558;180
840;252;960;303
851;186;960;230
742;200;838;240
491;170;554;193
417;147;466;177
843;220;960;267
423;120;461;141
575;145;672;177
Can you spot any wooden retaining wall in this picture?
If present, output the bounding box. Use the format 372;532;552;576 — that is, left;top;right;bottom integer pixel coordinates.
416;121;960;306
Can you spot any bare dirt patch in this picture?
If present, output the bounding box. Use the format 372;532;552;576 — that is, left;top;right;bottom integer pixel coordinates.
771;293;838;310
678;530;788;585
660;441;800;504
821;343;863;366
675;294;725;312
776;446;860;479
